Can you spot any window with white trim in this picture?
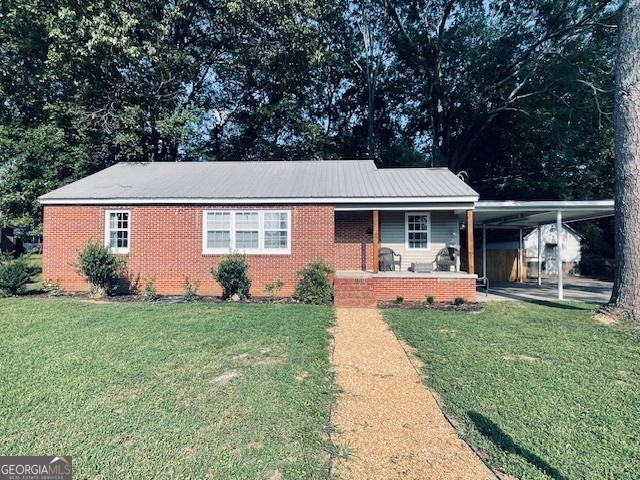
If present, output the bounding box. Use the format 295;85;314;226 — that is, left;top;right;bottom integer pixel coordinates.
105;210;130;254
203;210;291;254
405;212;431;250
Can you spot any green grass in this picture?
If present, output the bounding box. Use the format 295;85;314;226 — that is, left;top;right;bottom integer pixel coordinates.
0;299;334;479
25;253;43;293
384;302;640;480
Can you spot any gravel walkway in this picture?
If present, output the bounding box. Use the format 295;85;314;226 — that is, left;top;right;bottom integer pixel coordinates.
331;308;497;480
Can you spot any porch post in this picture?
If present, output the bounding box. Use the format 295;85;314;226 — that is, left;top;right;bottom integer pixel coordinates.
373;210;379;273
466;210;475;274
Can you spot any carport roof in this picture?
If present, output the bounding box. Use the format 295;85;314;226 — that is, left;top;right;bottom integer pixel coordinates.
473;200;614;228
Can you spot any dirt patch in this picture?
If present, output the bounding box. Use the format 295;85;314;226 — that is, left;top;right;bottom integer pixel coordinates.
438;328;458;334
230;348;287;367
179;446;196;458
230;353;249;361
331;308;495;480
112;388;140;401
212;369;243;383
594;312;620;325
503;355;539;362
254;356;286;366
268;470;283;480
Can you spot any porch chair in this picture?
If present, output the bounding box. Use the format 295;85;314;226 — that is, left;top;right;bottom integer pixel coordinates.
435;247;459;272
379;247;402;272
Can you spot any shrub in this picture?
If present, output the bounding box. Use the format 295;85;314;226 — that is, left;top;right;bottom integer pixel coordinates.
453;296;466;306
77;241;127;297
43;280;62;297
426;295;435;305
294;260;334;305
264;279;284;299
182;277;200;302
144;278;158;302
0;254;31;296
395;295;404;304
211;254;251;300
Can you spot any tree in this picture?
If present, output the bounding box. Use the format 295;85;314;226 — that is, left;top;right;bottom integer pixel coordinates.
607;0;640;320
352;0;393;159
0;0;622;232
383;0;618;172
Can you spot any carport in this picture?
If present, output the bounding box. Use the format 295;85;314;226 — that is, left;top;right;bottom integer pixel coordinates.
470;200;614;300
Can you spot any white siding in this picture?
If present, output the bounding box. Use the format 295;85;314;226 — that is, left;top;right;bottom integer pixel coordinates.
524;224;582;275
380;211;460;271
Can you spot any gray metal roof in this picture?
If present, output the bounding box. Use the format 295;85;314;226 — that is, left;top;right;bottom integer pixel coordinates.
39;160;479;205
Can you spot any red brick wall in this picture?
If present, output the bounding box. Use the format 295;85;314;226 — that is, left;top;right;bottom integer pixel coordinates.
42;204;336;296
371;276;477;302
334;211;374;271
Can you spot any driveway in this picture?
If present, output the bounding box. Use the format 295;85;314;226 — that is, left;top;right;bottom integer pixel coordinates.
477;276;612;303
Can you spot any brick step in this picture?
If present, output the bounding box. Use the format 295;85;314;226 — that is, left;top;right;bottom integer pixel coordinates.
334;284;373;290
334;298;377;308
333;286;374;293
335;292;374;297
333;288;374;295
333;276;376;307
333;283;371;289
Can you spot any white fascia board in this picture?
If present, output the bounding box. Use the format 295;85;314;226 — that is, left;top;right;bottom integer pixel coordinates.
475;200;614;211
39;196;480;206
335;203;476;211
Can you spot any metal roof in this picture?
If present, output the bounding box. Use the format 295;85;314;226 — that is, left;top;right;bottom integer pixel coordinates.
473;200;615;228
39;160;479;205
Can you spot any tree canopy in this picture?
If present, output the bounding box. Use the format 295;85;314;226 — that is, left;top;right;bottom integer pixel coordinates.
0;0;620;230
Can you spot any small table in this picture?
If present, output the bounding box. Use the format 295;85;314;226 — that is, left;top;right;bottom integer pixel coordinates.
411;261;433;273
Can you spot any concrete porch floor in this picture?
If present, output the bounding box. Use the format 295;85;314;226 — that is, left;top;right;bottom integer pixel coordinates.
477;276;612;303
335;270;476;279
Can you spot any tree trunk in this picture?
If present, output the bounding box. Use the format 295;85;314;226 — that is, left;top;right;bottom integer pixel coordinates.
608;0;640;321
367;68;376;159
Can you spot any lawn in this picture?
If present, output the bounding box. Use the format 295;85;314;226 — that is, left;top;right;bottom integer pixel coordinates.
0;298;334;479
385;301;640;480
25;254;43;293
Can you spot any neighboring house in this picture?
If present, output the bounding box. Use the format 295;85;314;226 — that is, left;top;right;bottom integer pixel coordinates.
38;160;480;304
10;228;43;253
524;223;582;276
1;226;15;254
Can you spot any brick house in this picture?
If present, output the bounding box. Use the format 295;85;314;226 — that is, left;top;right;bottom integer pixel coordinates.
39;160;479;304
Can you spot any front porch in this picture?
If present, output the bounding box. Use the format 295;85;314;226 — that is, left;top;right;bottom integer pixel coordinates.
333;207;478;307
333;270;478;307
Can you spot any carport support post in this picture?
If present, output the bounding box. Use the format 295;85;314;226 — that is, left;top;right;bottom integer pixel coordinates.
373;210;379;274
466;210;475;274
537;224;542;286
482;224;487;279
557;210;563;300
519;227;523;281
